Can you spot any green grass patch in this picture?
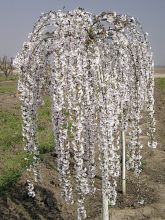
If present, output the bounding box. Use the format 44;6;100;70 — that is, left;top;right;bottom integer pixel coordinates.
0;81;17;93
140;160;147;170
0;111;22;150
37;96;54;154
0;152;32;191
155;78;165;90
0;74;18;81
0;81;54;193
39;140;54;154
37;96;51;120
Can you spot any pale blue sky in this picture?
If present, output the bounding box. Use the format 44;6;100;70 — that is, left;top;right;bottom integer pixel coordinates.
0;0;164;65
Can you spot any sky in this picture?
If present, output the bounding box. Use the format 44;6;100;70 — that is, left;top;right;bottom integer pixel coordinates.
0;0;164;65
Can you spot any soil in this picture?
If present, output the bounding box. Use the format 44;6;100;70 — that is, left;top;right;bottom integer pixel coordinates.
154;67;165;78
0;76;165;220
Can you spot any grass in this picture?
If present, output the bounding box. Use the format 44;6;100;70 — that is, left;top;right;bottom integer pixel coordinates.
0;152;32;191
0;79;54;191
155;78;165;90
0;81;17;93
0;74;18;81
37;96;54;154
0;111;22;150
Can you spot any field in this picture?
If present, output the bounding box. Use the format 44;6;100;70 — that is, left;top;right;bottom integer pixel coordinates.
0;70;165;220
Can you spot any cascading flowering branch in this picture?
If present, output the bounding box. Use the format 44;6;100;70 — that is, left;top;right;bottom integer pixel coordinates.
14;8;157;219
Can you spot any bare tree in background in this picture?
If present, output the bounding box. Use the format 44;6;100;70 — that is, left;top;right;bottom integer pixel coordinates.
0;56;14;79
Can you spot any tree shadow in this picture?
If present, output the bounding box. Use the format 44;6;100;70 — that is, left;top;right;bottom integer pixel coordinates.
0;183;63;220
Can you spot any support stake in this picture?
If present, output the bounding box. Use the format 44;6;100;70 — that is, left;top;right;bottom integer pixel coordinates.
102;190;109;220
122;130;126;195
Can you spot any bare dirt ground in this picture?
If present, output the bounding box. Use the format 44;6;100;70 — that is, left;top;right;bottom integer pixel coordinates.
0;74;165;220
154;67;165;78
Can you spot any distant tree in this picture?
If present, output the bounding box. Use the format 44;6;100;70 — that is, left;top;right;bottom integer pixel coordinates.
0;56;14;79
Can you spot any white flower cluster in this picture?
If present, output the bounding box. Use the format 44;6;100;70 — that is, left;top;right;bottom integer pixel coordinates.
14;8;156;219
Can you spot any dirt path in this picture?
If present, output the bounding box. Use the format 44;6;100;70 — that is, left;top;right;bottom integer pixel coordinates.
154;67;165;78
154;73;165;78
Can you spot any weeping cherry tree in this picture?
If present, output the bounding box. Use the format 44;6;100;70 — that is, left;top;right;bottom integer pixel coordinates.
14;8;157;220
